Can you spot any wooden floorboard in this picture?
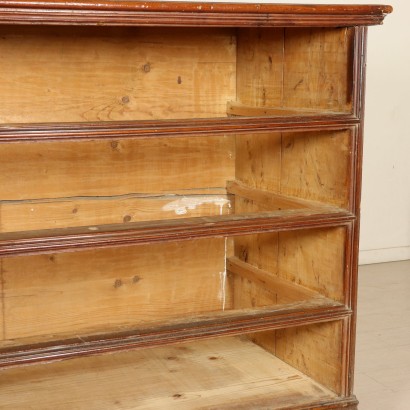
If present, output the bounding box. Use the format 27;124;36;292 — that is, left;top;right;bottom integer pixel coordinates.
0;336;343;409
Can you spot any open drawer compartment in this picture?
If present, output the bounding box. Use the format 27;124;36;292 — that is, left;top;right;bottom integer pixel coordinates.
0;321;357;409
0;226;351;366
0;25;355;129
0;127;355;254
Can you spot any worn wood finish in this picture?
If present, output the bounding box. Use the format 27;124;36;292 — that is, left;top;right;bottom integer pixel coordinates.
0;1;391;27
281;130;352;208
0;137;234;200
0;116;360;143
232;227;346;302
235;129;352;209
282;28;354;113
0;297;350;368
0;260;4;341
236;27;354;113
228;257;322;303
0;3;391;408
227;102;340;117
278;228;346;303
0;336;359;409
276;321;345;395
0;209;354;257
346;26;368;396
246;321;345;396
227;180;342;212
0;27;236;124
2;239;230;341
0;191;232;233
0;134;234;232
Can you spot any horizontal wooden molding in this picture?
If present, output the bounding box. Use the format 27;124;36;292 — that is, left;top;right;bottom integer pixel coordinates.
0;299;351;368
0;116;359;143
0;208;355;257
0;1;392;27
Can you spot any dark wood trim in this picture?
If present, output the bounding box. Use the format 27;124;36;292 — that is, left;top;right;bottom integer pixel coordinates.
0;1;392;27
0;299;351;368
0;209;355;257
0;1;392;15
347;26;368;397
0;115;359;143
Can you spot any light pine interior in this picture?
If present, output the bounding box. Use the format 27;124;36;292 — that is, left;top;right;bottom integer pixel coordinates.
0;335;345;409
0;25;354;234
0;26;353;124
0;128;352;234
0;24;354;403
0;227;346;352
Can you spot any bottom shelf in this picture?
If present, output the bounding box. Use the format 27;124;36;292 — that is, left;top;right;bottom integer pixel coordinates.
0;336;357;410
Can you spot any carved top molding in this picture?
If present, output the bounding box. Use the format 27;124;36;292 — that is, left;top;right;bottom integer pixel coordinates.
0;1;392;27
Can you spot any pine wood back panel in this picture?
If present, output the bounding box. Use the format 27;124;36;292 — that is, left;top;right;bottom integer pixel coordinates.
236;27;354;112
276;321;345;395
231;219;346;394
235;130;352;209
245;320;345;396
278;228;346;303
1;238;230;342
0;136;235;232
0;26;236;124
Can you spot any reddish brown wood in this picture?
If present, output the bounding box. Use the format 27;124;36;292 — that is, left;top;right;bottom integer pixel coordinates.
0;209;355;257
0;114;359;143
0;1;392;27
0;299;350;368
346;26;369;398
0;4;391;409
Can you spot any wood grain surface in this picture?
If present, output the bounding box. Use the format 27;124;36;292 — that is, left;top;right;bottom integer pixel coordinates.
0;336;360;409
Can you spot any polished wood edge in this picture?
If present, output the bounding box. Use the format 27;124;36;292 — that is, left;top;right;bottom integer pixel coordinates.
0;2;392;27
0;302;351;368
0;116;359;143
0;1;392;15
0;210;355;257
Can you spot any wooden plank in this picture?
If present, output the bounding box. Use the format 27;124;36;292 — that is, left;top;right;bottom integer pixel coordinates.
0;136;234;201
0;209;355;258
0;297;350;368
235;132;282;192
283;28;354;113
227;180;342;212
236;28;284;108
228;257;321;303
0;259;4;341
0;26;236;124
236;27;354;113
278;227;346;303
227;102;332;117
0;1;392;28
0;336;351;410
276;321;344;395
280;130;352;208
2;238;230;341
0;192;232;233
0;117;360;144
234;129;352;209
